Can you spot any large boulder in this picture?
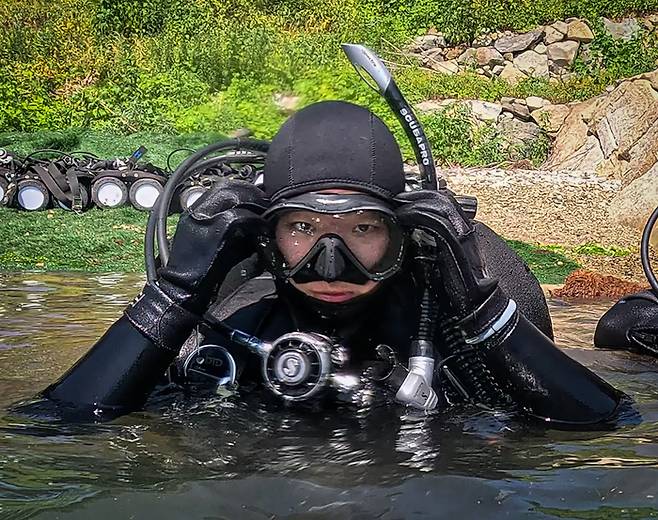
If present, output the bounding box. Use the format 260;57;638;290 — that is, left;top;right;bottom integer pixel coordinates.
608;162;658;246
566;20;594;42
603;17;641;41
411;34;447;51
499;63;527;85
544;25;565;45
542;98;601;169
497;117;542;146
494;29;543;54
547;40;580;69
475;46;505;67
466;100;502;122
514;50;549;78
531;104;571;133
544;76;658;183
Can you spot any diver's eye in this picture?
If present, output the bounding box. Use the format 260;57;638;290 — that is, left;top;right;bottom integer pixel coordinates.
292;222;315;235
353;223;379;234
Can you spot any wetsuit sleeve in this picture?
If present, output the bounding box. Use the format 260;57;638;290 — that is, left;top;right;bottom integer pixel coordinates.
594;290;658;356
42;314;183;420
480;312;625;428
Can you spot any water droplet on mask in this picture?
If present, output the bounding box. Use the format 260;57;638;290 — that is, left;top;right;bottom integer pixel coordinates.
291;231;296;237
293;241;299;246
356;210;364;215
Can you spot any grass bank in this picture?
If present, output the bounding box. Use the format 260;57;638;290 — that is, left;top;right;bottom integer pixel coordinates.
0;207;582;283
3;1;658;168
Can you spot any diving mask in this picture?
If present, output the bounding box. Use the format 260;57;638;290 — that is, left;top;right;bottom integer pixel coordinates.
260;192;406;284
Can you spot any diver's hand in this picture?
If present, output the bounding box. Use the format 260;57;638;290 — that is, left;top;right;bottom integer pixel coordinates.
126;180;268;351
395;190;514;344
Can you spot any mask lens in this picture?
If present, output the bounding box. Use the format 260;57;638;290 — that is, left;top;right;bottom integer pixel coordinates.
273;209;404;278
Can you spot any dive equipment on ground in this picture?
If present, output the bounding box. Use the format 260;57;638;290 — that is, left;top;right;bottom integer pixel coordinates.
642;205;658;294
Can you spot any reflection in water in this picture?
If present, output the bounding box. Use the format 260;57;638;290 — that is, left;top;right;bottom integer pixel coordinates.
2;272;658;518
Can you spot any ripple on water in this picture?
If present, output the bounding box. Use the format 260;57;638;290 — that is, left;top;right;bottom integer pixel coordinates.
1;272;658;519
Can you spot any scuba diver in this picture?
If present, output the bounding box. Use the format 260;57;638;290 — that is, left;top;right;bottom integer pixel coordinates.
41;100;627;428
595;206;658;356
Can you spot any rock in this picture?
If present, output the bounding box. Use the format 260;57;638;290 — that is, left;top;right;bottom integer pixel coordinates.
526;96;550;111
492;64;505;75
415;100;448;112
637;69;658;90
544;79;658;179
503;52;514;61
497;118;542;146
494;29;543;53
473;34;493;47
411;34;447;51
547;40;580;68
501;97;530;120
457;48;477;65
621;117;658;184
566;20;594;42
608;162;658;244
421;48;445;66
551;135;605;172
466;100;503;122
599;80;658;180
445;45;467;60
535;43;547;54
475;46;505;66
514;50;549;78
499;63;527;85
603;17;641;41
551;21;569;35
531;104;571;133
544;25;565;44
273;93;300;114
430;59;460;75
597;116;618;158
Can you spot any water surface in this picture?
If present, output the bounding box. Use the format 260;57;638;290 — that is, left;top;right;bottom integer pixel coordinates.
2;272;658;519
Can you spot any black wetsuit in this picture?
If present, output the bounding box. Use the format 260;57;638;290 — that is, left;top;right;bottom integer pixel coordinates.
595;290;658;356
42;223;628;428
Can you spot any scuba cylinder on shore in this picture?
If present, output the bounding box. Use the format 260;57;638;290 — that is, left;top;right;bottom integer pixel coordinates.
15;179;50;211
88;146;167;212
91;177;128;209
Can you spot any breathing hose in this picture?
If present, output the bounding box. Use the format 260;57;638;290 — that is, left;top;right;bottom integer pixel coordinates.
641;205;658;294
145;138;269;282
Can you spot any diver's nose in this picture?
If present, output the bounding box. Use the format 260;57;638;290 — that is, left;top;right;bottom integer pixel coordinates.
313;237;346;282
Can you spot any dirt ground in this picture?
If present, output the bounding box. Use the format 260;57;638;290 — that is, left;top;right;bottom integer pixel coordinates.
434;167;655;283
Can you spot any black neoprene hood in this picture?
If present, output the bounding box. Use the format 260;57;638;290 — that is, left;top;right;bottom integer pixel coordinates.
263;100;405;201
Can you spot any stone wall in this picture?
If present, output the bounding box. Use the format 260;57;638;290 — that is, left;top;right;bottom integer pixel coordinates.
410;16;656;83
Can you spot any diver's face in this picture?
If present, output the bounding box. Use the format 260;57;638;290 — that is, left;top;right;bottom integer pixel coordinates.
274;192;390;303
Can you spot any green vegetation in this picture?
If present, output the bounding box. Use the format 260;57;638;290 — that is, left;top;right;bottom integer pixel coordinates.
0;207;580;283
504;239;581;284
0;130;227;169
1;1;657;167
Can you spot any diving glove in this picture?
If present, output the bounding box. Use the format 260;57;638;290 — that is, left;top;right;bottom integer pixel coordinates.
126;180;268;352
395;190;514;345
